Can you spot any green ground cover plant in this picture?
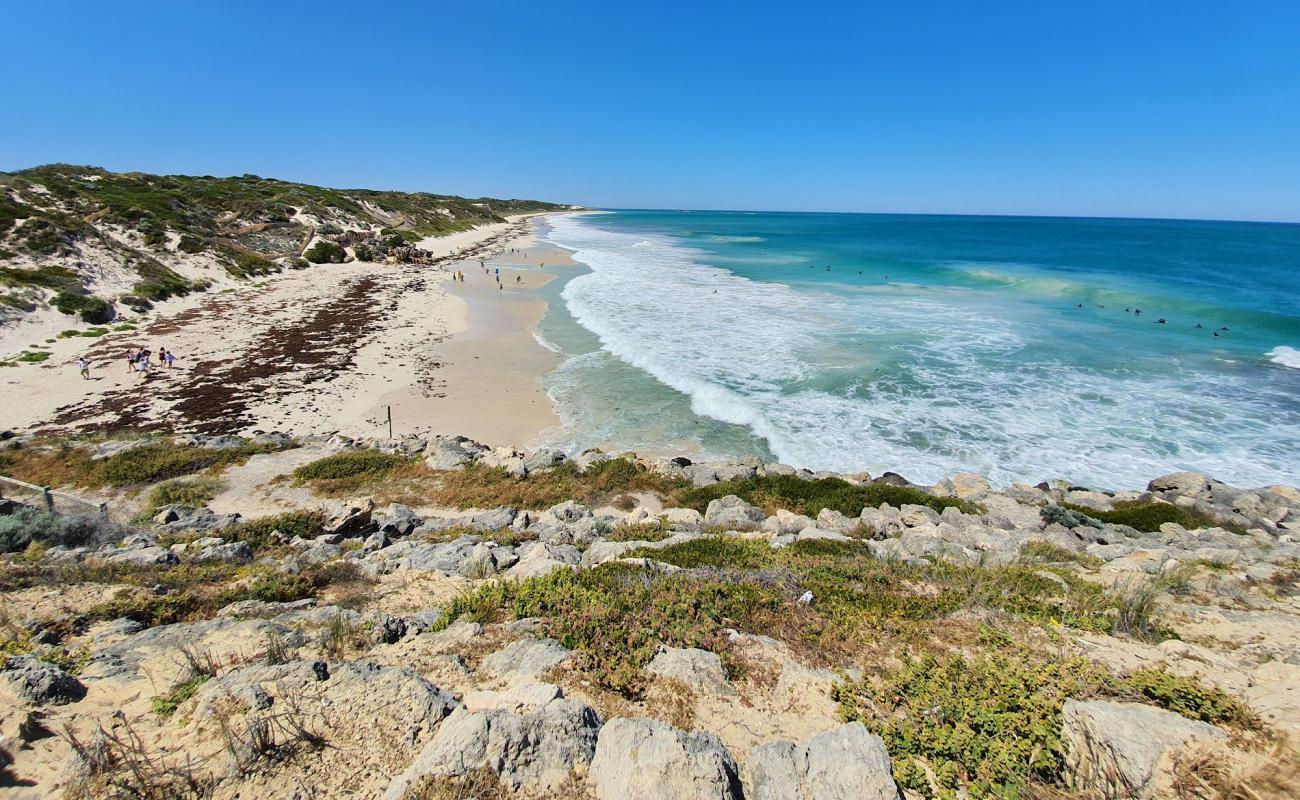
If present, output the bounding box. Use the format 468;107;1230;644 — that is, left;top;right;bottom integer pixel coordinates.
833;641;1259;800
1062;500;1246;535
678;474;982;517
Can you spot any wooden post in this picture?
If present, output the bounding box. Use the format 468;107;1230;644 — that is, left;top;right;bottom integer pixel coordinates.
42;486;54;512
98;502;109;519
387;405;393;440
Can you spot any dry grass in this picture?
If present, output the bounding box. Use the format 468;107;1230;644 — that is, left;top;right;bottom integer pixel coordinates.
407;769;512;800
1167;739;1300;799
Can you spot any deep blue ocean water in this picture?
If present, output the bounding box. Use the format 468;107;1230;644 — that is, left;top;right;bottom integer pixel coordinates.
536;210;1300;489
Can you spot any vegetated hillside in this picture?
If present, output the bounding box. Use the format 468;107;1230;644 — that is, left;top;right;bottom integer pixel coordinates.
0;164;569;324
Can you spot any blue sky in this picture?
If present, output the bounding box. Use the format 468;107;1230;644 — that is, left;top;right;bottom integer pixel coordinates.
5;1;1299;221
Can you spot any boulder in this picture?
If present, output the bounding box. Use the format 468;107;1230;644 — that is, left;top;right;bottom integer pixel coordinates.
424;435;487;470
549;500;593;523
376;503;422;537
104;546;179;566
324;497;375;535
194;541;254;564
660;507;704;531
703;495;765;531
480;638;571;681
523;449;567;473
645;646;734;696
1;655;86;705
1061;700;1225;798
459;542;519;578
1147;472;1212;497
747;722;900;800
383;698;600;799
590;717;743;800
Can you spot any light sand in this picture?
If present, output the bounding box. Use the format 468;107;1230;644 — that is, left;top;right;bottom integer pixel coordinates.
0;214;582;447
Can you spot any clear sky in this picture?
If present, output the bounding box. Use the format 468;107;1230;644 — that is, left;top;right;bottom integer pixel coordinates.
5;1;1299;221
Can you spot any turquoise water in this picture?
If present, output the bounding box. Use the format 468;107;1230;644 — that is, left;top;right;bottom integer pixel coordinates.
536;211;1300;489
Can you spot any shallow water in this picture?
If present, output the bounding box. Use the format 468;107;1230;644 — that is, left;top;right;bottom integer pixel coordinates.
536;211;1300;489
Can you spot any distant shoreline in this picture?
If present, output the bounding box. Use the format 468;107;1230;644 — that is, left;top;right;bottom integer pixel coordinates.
0;213;587;446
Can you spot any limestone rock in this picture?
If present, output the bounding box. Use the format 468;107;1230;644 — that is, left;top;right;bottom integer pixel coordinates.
646;646;734;697
703;495;765;531
384;698;600;798
1;655;86;705
480;638;571;681
1061;700;1225;798
590;717;743;800
747;722;900;800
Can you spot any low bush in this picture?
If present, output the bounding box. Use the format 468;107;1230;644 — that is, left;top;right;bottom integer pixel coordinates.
678;474;982;517
303;240;347;264
1062;500;1246;535
293;451;408;482
98;443;257;487
225;250;278;279
834;645;1257;799
142;477;223;516
427;459;684;510
1018;541;1103;568
0;265;79;290
0;507;122;553
221;510;325;551
150;674;209;716
52;291;113;323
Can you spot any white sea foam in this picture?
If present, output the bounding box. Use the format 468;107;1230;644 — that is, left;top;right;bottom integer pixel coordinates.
709;235;766;243
544;215;1300;488
1268;346;1300;369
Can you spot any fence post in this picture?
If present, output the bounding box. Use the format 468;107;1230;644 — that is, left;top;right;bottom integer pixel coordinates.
42;486;54;512
98;502;109;519
387;405;393;440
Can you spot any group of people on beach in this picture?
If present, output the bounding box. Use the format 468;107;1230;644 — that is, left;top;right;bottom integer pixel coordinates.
76;345;176;380
126;346;174;375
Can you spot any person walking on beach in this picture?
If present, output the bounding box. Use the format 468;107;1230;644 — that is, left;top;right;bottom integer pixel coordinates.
78;355;90;380
137;349;153;376
126;347;138;373
158;347;168;369
164;348;176;369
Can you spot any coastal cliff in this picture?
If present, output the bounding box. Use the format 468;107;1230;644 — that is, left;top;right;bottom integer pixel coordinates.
1;432;1297;798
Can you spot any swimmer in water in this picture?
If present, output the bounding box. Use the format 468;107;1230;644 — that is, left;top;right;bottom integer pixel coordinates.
1157;318;1167;324
1195;323;1202;329
1135;309;1142;315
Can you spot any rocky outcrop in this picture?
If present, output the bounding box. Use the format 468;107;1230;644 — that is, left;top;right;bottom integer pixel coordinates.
747;722;900;800
589;717;744;800
1;656;86;705
383;698;600;798
645;646;734;697
1061;700;1226;799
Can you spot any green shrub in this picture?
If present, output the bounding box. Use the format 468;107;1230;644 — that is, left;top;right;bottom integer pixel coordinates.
150;674;209;715
177;233;205;253
51;291;113;323
293;451;408;482
1018;541;1102;568
303;240;347;264
225;249;278;279
0;265;79;289
1120;667;1257;727
142;477;224;516
440;562;782;696
1062;500;1245;535
835;647;1115;798
15;350;51;363
679;474;982;517
95;441;278;487
0;508;121;552
630;537;775;569
222;511;325;550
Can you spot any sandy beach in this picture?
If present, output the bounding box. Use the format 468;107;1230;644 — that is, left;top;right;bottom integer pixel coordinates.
0;214;580;448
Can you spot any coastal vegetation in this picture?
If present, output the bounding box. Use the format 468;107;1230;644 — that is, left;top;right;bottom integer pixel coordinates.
678;473;982;516
0;164;567;325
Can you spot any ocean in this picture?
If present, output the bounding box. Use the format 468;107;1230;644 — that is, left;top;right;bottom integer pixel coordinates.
534;210;1300;490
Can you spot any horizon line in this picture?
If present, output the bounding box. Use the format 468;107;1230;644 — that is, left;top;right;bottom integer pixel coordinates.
597;207;1300;227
